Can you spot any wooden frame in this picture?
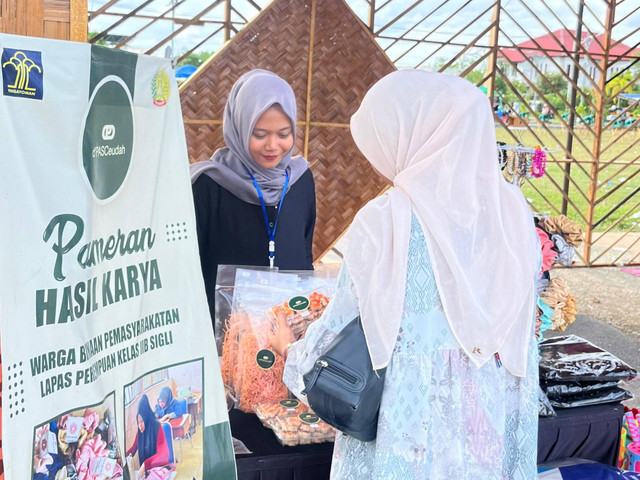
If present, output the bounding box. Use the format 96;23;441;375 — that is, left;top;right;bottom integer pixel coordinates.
87;0;640;266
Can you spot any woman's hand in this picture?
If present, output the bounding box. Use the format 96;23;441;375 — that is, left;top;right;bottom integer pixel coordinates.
160;414;171;423
268;312;296;358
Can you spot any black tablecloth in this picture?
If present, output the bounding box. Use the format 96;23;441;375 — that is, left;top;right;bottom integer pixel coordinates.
538;403;624;466
230;409;334;480
231;402;624;479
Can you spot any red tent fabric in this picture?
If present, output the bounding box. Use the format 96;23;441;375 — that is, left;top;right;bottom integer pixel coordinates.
499;29;639;63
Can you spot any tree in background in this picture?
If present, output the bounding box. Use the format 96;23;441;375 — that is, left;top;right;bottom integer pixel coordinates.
465;70;483;85
178;51;214;68
492;75;530;108
532;73;569;113
536;73;568;100
88;32;107;46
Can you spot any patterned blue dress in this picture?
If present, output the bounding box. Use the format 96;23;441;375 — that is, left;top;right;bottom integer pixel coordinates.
283;215;539;479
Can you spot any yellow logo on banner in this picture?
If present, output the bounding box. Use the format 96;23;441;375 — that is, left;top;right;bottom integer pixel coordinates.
152;69;170;106
2;51;42;94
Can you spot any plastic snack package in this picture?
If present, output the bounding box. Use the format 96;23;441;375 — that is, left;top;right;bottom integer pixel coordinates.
267;290;330;338
269;411;336;447
253;398;307;428
228;268;338;412
215;265;275;355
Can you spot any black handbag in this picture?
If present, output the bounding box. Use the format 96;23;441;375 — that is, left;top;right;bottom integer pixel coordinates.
301;316;386;442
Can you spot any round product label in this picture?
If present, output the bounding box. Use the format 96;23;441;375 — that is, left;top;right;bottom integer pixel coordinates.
256;349;276;370
279;399;300;409
288;296;310;311
299;413;320;424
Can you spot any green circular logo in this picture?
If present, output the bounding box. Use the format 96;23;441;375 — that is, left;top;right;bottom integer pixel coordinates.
81;76;134;202
256;349;276;370
288;296;310;311
299;413;319;424
279;399;300;409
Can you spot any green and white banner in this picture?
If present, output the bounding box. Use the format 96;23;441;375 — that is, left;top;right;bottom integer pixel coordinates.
0;33;236;480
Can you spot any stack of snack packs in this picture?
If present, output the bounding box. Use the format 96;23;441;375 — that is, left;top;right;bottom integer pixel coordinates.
253;399;335;446
221;267;338;412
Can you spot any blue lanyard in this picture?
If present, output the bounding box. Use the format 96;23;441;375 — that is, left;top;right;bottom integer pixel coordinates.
244;167;289;268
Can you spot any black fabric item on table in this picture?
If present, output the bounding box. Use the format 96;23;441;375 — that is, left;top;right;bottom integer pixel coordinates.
539;335;637;383
542;380;632;408
230;409;333;480
544;380;620;397
539;386;557;418
538;403;625;466
547;386;632;409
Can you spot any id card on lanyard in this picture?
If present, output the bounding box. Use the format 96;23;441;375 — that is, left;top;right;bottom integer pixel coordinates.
244;167;290;268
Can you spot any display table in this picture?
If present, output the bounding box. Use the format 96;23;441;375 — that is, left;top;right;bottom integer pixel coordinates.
538;403;624;466
230;409;334;480
231;402;624;478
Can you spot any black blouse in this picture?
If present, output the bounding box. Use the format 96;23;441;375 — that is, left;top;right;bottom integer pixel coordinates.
192;168;316;329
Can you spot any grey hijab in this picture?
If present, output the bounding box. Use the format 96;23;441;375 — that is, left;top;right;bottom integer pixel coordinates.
190;70;309;205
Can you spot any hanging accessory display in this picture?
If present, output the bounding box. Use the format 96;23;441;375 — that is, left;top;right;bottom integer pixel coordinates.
497;141;508;171
497;144;548;186
244;166;290;268
531;145;547;178
504;149;517;183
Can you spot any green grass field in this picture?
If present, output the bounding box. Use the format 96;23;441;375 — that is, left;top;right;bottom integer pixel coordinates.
495;125;640;232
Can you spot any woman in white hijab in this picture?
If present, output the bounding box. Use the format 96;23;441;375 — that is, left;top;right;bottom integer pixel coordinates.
270;70;540;479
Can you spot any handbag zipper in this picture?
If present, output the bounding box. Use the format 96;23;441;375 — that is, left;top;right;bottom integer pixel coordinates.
302;358;358;395
322;360;358;384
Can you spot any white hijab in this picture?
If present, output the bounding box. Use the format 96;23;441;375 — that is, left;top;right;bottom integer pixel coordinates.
346;70;539;377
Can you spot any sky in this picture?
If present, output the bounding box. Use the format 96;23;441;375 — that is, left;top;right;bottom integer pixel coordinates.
88;0;640;69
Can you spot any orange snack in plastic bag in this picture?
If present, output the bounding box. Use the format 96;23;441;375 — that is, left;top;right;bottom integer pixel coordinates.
268;291;330;337
234;324;288;412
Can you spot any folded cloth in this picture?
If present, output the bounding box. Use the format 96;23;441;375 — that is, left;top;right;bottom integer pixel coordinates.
540;278;576;331
562;293;578;328
551;303;567;331
537;297;554;335
551;233;576;266
536;276;551;295
541;215;584;247
537;228;558;272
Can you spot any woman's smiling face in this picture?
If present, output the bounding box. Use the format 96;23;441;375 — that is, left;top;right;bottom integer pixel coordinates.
249;104;294;169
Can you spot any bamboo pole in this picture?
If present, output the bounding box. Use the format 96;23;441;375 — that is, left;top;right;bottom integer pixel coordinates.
561;0;585;215
484;0;500;99
584;0;615;265
224;0;231;41
304;0;317;159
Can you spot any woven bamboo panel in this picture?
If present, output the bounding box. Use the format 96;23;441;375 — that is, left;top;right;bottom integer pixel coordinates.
180;0;396;260
180;0;311;126
309;126;389;257
312;0;395;123
184;124;224;165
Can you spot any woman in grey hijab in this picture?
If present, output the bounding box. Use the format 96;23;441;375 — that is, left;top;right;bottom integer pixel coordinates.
191;70;316;332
